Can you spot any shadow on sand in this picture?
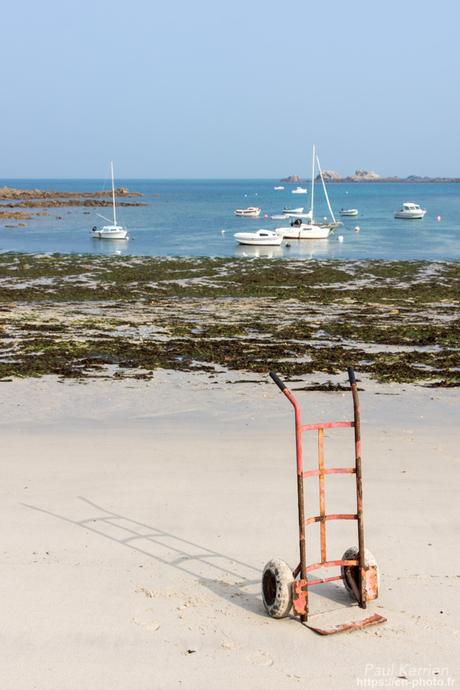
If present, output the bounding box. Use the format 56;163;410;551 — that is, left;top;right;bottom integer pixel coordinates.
22;496;355;618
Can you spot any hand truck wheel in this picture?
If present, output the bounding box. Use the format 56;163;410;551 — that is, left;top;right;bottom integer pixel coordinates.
341;547;380;602
262;558;293;618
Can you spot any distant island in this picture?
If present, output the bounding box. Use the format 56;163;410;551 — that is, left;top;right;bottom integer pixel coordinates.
281;170;460;183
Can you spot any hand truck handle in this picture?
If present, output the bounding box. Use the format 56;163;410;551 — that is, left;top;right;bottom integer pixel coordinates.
347;367;356;385
269;371;287;391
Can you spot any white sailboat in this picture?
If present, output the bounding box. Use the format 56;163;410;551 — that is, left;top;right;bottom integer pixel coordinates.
91;162;129;240
276;146;339;240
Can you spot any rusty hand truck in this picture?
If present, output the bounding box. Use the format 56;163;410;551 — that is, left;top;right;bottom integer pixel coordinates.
261;367;386;635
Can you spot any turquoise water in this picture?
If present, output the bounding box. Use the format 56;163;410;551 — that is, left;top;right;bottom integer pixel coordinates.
0;179;459;260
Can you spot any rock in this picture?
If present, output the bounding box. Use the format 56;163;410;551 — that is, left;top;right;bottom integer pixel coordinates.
316;170;342;181
350;169;381;181
280;175;306;184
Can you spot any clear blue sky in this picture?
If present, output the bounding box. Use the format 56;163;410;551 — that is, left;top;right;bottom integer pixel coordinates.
1;0;459;178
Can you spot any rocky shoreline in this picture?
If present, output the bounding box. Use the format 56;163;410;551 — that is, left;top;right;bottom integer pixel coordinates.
0;186;146;227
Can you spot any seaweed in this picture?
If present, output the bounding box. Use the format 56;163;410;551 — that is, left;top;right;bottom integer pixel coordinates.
0;254;457;384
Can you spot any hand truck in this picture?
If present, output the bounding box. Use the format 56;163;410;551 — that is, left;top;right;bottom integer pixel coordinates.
262;368;386;635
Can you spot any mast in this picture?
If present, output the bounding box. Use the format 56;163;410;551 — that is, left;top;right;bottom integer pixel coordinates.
310;144;316;222
110;160;117;226
316;154;337;223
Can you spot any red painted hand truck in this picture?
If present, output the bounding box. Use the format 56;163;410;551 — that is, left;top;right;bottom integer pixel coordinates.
262;368;386;635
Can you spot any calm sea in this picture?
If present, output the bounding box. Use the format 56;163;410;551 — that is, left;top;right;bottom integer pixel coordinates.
0;179;459;260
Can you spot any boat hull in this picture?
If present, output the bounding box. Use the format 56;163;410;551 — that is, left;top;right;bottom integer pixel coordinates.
276;224;331;240
92;227;129;240
234;208;261;217
234;230;282;246
394;211;426;219
340;209;359;217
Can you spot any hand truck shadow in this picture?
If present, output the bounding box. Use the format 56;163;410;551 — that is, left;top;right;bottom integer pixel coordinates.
22;496;267;617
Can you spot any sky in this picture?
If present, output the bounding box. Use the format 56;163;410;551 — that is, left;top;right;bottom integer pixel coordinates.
1;0;459;178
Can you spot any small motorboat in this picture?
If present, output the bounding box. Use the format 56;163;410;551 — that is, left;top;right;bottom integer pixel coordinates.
291;186;308;194
340;208;359;217
271;214;288;220
274;186;285;190
394;203;426;219
234;229;283;246
234;207;261;217
283;207;304;214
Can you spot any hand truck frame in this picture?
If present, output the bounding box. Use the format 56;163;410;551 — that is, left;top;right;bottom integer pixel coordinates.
262;367;386;635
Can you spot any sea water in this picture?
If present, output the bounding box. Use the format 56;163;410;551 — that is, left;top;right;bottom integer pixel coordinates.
0;179;459;260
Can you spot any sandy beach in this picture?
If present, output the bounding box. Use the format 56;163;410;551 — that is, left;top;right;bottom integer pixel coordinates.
1;370;458;689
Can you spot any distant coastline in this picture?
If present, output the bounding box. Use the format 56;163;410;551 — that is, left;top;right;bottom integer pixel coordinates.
281;171;460;184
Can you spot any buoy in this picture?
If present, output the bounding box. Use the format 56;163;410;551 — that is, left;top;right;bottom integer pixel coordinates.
264;213;268;219
354;225;360;232
437;215;441;222
285;243;291;248
338;235;344;242
221;229;225;235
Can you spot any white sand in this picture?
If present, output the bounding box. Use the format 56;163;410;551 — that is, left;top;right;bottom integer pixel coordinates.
1;371;459;689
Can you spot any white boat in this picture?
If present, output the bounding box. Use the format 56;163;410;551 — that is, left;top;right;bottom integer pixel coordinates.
271;214;288;220
394;202;426;219
234;229;283;246
291;186;308;194
340;208;359;217
275;221;331;240
283;207;304;214
91;162;129;240
274;186;285;190
282;211;313;219
276;145;338;240
234;207;261;217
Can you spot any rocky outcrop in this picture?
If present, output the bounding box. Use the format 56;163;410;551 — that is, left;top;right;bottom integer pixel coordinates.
349;169;380;181
280;175;306;184
0;186;142;199
316;170;341;181
306;170;460;183
3;199;146;208
0;186;146;209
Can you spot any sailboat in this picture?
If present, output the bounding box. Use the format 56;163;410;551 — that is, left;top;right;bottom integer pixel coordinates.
91;161;129;240
275;146;339;240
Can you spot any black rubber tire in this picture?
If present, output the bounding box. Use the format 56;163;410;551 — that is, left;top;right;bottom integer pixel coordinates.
341;546;379;601
261;558;293;618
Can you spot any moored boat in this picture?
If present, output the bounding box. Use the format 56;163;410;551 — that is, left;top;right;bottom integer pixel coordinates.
91;162;129;240
340;208;359;217
282;211;312;219
234;229;283;246
283;207;304;214
394;203;426;219
275;221;331;240
234;207;261;217
291;186;308;194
